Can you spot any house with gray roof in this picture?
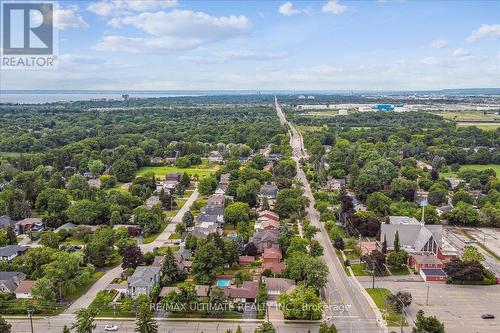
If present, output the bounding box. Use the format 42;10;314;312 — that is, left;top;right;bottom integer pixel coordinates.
127;266;161;298
0;271;26;293
379;217;443;255
0;216;14;231
259;182;279;199
250;229;280;253
0;245;29;262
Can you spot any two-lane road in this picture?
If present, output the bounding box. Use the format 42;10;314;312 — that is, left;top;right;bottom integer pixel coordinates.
275;98;384;333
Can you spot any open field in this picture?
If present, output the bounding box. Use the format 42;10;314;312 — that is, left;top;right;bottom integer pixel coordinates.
442;164;500;178
457;122;500;130
434;111;500;121
136;162;218;179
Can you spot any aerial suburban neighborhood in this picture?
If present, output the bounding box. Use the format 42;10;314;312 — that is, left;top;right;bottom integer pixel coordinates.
1;1;500;333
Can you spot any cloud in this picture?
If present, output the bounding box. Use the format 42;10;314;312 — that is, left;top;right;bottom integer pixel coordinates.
97;10;251;53
427;38;449;49
54;5;88;30
322;1;347;15
87;0;178;16
452;48;470;57
279;2;301;16
467;24;500;42
179;50;288;63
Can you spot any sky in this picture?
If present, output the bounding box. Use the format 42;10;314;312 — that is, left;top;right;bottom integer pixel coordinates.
1;0;500;91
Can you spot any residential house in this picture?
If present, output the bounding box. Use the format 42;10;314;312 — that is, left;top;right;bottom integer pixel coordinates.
239;255;255;266
192;221;218;238
14;280;35;299
150;157;164;165
195;285;209;298
145;195;160;208
258;211;279;222
446;178;465;190
88;178;101;188
416;160;433;171
262;247;282;264
0;271;26;293
250;229;280;253
219;174;230;185
207;194;225;208
159;286;179;298
0;216;15;231
55;222;76;233
166;173;181;182
0;245;29;262
127;266;161;298
259;182;279;200
208;151;224;163
436;205;453;215
15;218;43;234
262;262;286;274
222;281;259;303
262;277;296;300
215;184;228;195
165;157;177;165
254;219;279;232
325;178;346;192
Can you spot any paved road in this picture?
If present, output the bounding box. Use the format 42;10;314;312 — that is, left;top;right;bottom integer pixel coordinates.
275;98;384;333
443;226;500;277
8;316;386;333
63;188;199;314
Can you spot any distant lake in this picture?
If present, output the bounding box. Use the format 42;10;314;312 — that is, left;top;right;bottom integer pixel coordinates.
0;91;201;104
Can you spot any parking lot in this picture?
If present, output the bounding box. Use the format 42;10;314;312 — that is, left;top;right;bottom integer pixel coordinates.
360;280;500;333
466;227;500;257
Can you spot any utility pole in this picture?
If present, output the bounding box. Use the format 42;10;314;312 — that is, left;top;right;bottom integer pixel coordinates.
426;285;430;306
372;269;375;289
400;304;405;333
27;308;35;333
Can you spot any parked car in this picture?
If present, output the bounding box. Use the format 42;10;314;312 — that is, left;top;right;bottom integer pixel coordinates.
104;324;118;331
481;314;495;319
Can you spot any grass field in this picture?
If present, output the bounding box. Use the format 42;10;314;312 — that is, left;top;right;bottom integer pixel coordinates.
434;111;500;121
457;123;500;130
366;288;408;327
442;164;500;178
350;263;370;276
136;160;218;179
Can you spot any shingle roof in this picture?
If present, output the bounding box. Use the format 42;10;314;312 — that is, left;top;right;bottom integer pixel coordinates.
223;281;258;299
263;247;282;260
262;277;295;293
380;222;442;252
128;266;160;287
14;280;35;294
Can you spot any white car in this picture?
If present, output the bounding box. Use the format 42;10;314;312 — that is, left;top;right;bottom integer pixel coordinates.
104;324;118;331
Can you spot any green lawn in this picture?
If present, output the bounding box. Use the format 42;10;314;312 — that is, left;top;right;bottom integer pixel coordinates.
136;161;218;179
389;266;411;275
66;271;106;301
62;237;86;246
366;288;408;327
0;151;21;158
350;263;371;276
442;164;500;178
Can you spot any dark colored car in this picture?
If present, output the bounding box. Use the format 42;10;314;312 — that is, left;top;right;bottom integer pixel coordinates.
481;314;495;319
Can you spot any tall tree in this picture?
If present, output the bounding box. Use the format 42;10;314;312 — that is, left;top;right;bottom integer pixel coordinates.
412;310;445;333
121;245;144;270
72;308;98;333
135;305;158;333
5;226;17;245
160;248;181;285
394;230;400;252
461;245;485;262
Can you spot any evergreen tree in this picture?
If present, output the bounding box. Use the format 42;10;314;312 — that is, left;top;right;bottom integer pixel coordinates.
394;230;400;252
161;248;181;285
382;234;387;254
135;305;158;333
261;196;270;210
110;210;121;226
180;172;191;188
182;211;194;228
6;226;17;245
